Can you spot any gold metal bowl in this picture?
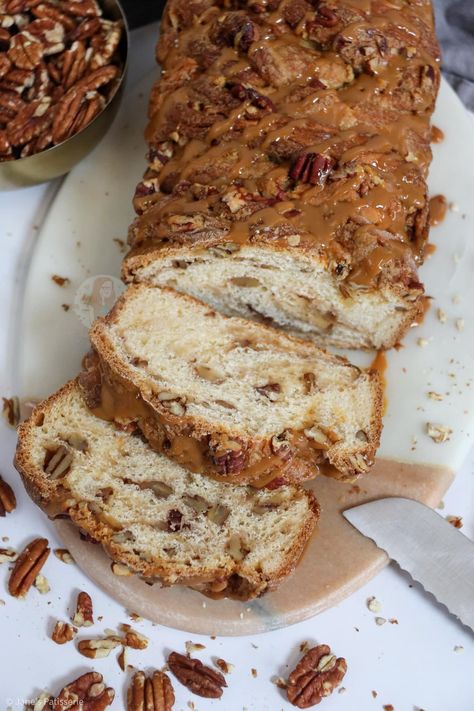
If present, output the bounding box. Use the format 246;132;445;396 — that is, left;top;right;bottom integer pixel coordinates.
0;0;129;191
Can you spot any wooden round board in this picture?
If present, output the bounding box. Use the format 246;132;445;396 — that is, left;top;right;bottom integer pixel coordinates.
12;26;474;635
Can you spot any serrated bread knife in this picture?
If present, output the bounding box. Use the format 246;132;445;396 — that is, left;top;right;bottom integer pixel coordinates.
343;498;474;632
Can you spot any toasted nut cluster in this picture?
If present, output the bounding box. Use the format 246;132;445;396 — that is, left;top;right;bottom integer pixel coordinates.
127;670;175;711
0;1;123;161
168;651;227;699
286;644;347;708
8;537;50;598
0;475;16;516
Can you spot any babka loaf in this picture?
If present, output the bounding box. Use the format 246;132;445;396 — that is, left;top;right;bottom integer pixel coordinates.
84;285;383;485
15;380;319;600
123;0;440;349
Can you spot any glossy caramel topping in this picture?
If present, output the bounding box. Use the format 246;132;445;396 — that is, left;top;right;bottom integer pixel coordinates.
130;0;440;288
428;194;448;227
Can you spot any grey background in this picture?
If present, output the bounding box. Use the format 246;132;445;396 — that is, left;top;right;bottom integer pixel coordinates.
120;0;474;110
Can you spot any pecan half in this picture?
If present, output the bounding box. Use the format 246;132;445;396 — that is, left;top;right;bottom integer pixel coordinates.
8;30;43;69
8;537;50;598
209;435;246;475
127;670;175;711
168;651;227;698
51;620;77;644
226;81;274;111
54;672;115;711
287;644;347;708
289;152;332;186
311;2;338;27
72;590;94;626
0;475;16;516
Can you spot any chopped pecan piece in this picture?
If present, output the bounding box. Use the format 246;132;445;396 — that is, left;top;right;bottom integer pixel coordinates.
287;644;347;708
78;636;121;659
120;623;149;650
255;382;281;401
72;590;94;626
166;508;186;532
168;651;227;698
8;537;50;598
289;152;333;186
54;672;114;711
2;395;20;427
51;620;77;644
43;444;73;478
127;670;175;711
0;475;16;516
226;81;274;111
310;2;338;27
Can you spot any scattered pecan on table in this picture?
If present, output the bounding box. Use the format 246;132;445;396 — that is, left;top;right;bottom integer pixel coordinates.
127;670;175;711
168;651;228;699
286;644;347;708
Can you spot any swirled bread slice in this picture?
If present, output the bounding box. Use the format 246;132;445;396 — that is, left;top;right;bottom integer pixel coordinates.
14;380;319;600
124;243;424;350
86;285;383;485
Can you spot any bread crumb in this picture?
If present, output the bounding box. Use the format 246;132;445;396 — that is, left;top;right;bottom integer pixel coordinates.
61;304;70;312
375;617;386;625
454;645;464;653
449;202;460;213
455;318;464;331
446;515;463;529
437;308;447;323
452;294;461;304
428;391;443;401
417;338;429;347
426;422;452;443
272;675;286;687
185;641;206;655
34;574;50;594
367;596;382;613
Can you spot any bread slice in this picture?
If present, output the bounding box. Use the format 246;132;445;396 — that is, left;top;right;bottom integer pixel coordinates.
123;243;424;350
86;285;383;485
14;380;319;600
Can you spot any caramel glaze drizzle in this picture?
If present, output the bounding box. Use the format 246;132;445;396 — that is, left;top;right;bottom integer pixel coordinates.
127;0;440;289
85;364;344;488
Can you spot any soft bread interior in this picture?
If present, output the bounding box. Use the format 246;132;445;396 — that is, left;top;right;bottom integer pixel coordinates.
16;382;317;597
125;246;418;350
92;285;381;466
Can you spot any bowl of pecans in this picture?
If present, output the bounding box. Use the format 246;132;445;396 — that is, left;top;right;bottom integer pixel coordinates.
0;0;129;189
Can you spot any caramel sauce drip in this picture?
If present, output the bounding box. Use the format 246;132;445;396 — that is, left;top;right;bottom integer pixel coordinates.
130;0;440;288
428;194;448;227
431;125;444;143
88;375;329;486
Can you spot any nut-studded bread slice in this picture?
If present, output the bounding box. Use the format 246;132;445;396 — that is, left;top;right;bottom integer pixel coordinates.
86;285;383;485
14;380;319;600
124;243;424;351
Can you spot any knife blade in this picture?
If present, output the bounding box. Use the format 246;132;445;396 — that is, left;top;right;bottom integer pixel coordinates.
343;497;474;632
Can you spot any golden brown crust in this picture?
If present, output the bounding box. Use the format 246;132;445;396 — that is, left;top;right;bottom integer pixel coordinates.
87;285;383;483
14;379;320;601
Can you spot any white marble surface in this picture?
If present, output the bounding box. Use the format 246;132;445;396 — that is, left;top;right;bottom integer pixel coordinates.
0;23;473;711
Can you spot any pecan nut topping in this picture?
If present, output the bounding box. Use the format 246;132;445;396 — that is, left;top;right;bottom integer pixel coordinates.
168;651;227;698
54;672;115;711
289;152;333;186
0;475;16;516
8;537;50;598
127;670;175;711
286;644;347;708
